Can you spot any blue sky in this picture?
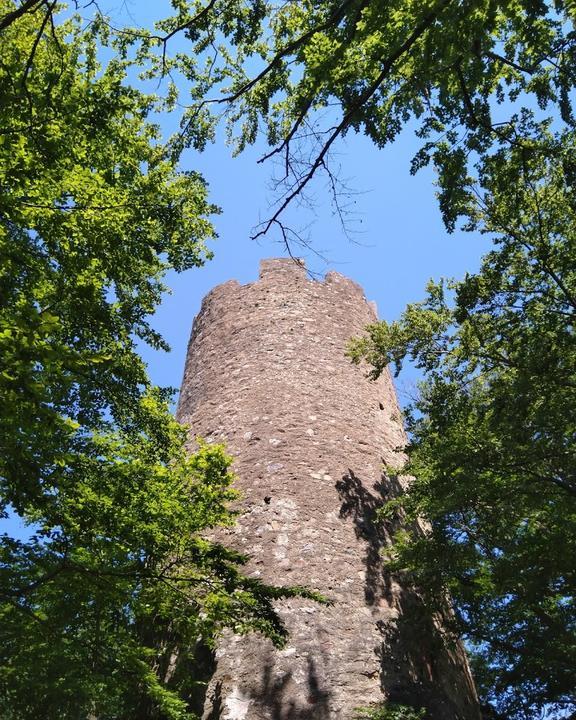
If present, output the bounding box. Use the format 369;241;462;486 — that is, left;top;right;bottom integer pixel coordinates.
93;0;492;407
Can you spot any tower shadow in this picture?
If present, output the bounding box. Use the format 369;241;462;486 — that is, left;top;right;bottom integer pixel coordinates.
335;469;478;720
250;653;331;720
335;468;396;605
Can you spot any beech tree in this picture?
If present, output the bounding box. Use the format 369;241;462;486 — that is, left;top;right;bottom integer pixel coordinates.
0;3;316;718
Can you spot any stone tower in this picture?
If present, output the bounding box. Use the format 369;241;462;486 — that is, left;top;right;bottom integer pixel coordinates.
177;259;480;720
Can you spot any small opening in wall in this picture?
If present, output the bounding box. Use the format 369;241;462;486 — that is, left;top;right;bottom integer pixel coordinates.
264;496;271;505
378;402;385;410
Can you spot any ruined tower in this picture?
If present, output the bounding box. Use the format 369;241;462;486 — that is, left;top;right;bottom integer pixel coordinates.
177;259;480;720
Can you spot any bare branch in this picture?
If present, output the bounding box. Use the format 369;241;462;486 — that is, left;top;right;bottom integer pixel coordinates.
252;0;453;240
483;50;534;76
257;96;314;166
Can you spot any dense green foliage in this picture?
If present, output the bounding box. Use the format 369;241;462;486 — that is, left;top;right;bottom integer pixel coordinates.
349;189;576;716
0;4;316;718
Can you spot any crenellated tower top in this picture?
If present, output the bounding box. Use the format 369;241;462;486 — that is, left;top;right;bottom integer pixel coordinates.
177;258;480;720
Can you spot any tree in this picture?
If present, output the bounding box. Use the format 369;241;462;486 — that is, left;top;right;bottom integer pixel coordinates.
153;1;576;240
0;3;316;718
110;0;575;716
4;0;576;716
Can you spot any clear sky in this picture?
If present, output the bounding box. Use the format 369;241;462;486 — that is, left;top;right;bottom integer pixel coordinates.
93;0;492;407
150;131;490;406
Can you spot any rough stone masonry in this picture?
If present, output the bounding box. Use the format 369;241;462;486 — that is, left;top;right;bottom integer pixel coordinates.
177;259;481;720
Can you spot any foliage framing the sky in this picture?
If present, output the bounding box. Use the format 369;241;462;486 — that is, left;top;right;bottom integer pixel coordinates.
2;0;576;718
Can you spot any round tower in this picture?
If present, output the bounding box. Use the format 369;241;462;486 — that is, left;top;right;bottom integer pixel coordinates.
177;258;480;720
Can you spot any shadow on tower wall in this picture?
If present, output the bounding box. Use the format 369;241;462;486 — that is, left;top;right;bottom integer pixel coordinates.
249;653;331;720
335;469;394;605
336;470;474;719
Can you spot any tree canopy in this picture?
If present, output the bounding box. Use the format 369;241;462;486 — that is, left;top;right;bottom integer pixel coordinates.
2;0;576;718
0;3;316;718
147;0;576;242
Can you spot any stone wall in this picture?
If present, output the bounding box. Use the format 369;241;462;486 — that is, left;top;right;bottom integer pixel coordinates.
177;258;480;720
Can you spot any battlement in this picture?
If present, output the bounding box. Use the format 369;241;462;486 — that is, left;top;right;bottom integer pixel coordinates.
203;260;372;314
259;257;306;279
256;257;371;307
